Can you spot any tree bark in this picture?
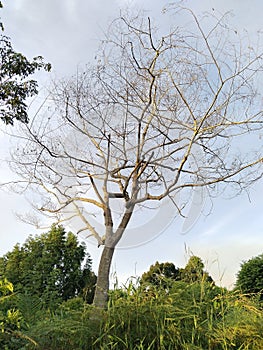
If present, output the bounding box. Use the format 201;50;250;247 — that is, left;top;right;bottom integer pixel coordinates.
93;245;115;308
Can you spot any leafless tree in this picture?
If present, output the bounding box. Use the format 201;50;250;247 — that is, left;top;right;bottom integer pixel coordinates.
10;5;263;308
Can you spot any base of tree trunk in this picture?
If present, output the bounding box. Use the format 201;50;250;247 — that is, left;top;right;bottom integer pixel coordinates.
93;246;115;308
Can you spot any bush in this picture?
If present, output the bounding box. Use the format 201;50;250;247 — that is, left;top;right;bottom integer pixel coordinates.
236;253;263;299
3;278;263;350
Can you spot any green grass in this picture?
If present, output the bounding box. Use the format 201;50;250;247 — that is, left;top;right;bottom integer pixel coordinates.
18;279;263;350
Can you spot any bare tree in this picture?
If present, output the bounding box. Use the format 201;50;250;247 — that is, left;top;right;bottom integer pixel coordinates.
10;6;263;308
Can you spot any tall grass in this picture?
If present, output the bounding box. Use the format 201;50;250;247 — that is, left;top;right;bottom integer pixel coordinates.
22;279;263;349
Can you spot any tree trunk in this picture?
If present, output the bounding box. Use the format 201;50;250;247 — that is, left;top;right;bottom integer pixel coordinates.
93;245;115;308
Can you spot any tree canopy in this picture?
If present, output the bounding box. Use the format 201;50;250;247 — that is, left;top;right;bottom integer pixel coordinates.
0;2;51;125
0;225;96;305
140;261;180;290
236;253;263;298
181;256;213;284
140;256;213;289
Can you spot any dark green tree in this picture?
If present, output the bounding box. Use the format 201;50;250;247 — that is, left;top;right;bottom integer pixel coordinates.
236;253;263;298
140;261;180;289
141;256;213;290
0;1;51;125
180;256;213;284
0;225;96;306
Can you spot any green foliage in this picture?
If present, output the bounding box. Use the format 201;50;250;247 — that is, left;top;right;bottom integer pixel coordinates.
211;292;263;349
14;293;43;325
0;278;13;296
0;278;37;349
1;251;263;349
2;254;262;350
140;261;180;289
140;256;213;291
236;253;263;298
20;279;263;350
180;256;213;284
0;225;96;307
0;3;51;125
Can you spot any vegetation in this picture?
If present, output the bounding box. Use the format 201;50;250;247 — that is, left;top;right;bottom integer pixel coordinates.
235;253;263;299
0;225;97;307
1;254;263;349
0;1;50;125
1;2;262;347
140;256;213;290
0;278;37;349
140;261;180;289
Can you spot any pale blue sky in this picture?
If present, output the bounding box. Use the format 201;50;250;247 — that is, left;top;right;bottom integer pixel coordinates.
0;0;262;288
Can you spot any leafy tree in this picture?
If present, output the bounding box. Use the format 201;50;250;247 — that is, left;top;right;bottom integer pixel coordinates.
236;253;263;298
0;1;51;125
0;225;96;306
140;256;213;290
140;261;180;289
11;5;263;308
180;256;213;284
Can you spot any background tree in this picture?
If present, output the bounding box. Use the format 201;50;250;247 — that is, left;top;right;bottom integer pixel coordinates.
236;253;263;298
180;256;213;284
0;1;51;125
140;261;180;289
140;261;179;287
140;256;213;290
10;5;263;308
0;225;96;306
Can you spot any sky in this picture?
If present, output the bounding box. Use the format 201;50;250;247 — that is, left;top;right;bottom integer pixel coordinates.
0;0;263;289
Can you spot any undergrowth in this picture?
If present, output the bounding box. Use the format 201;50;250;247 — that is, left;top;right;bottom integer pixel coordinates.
18;279;263;350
